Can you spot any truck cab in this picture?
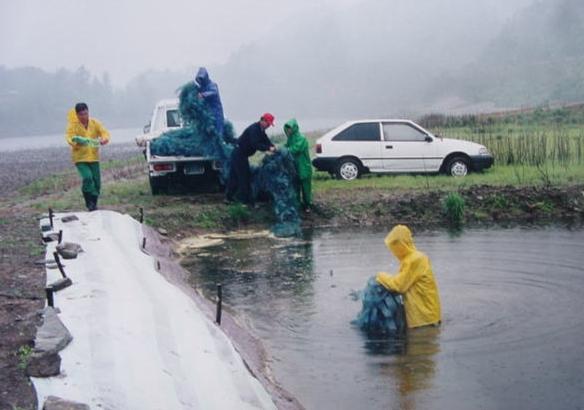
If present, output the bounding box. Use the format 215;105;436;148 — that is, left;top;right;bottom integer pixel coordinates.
135;99;182;147
138;99;224;195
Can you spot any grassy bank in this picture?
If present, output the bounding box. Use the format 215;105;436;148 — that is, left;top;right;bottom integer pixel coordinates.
6;161;582;238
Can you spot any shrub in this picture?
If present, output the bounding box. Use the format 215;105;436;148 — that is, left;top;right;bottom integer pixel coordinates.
442;192;465;226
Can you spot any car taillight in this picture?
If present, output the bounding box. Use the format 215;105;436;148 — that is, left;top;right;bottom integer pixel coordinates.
316;143;322;154
153;163;173;171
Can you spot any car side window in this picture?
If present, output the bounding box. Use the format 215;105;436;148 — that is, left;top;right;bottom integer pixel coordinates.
383;123;427;142
332;123;381;141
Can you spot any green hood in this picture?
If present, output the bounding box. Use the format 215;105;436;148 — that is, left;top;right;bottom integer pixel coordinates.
284;118;300;135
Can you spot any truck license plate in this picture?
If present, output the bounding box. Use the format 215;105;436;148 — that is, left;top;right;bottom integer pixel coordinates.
184;164;205;175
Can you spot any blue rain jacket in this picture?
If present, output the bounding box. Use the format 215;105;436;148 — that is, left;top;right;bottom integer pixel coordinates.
195;67;225;137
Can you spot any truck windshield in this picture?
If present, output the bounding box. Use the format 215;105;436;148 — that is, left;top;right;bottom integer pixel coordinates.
166;110;182;128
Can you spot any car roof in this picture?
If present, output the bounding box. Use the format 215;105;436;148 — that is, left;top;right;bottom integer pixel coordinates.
343;119;414;124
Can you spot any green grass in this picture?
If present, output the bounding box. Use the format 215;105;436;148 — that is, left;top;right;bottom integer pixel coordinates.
18;156;144;200
313;163;584;193
442;192;465;226
17;345;32;370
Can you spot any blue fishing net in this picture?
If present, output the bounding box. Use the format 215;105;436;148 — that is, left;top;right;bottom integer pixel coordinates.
150;82;235;181
151;79;302;236
352;277;406;335
251;148;301;237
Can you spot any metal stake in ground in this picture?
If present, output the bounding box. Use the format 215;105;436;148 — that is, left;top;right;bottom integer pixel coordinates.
49;208;54;228
58;230;63;244
139;207;144;223
53;252;67;279
45;287;54;308
216;284;223;325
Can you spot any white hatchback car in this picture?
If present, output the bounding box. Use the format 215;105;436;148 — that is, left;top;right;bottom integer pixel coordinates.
312;119;493;179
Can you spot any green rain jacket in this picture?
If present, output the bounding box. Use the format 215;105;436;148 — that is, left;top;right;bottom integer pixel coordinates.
284;119;313;180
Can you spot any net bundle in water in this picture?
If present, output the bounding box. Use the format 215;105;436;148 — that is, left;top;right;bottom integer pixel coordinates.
150;82;235;181
353;277;406;335
252;148;301;237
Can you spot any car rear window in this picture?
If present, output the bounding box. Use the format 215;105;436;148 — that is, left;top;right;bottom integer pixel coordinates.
166;110;181;128
332;123;380;141
382;123;427;141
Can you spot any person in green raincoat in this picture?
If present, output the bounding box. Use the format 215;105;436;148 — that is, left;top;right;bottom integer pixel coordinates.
284;119;313;212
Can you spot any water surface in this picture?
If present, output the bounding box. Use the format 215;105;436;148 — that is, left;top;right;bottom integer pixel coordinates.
184;227;584;409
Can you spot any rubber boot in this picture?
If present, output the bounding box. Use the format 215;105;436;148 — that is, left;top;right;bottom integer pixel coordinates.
91;195;99;211
82;192;93;211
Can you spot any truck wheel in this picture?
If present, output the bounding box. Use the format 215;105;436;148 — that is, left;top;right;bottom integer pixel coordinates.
149;176;167;195
447;156;469;177
336;158;360;181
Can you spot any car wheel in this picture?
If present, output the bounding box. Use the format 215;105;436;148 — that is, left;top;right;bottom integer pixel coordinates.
336;159;360;181
447;156;469;177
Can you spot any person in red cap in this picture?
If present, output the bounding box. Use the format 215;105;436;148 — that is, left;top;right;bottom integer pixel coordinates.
225;113;276;206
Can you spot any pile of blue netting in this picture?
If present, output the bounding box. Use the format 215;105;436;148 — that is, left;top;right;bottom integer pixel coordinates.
252;148;301;237
151;79;302;237
352;277;406;335
150;81;235;181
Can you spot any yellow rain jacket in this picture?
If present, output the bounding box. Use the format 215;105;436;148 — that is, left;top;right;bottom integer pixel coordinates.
65;109;110;163
376;225;441;328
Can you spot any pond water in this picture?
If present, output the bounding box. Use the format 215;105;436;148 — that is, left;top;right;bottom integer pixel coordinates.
183;227;584;410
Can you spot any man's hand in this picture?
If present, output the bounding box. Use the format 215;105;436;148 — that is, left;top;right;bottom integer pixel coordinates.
99;137;109;146
269;145;277;152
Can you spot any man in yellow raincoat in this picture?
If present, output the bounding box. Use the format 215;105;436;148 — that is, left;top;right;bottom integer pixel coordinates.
376;225;441;328
65;102;110;211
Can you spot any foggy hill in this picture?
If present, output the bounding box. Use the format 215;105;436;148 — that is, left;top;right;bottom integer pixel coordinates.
444;0;584;107
215;0;523;118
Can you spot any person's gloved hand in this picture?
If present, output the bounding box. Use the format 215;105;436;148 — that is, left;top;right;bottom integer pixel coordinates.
376;272;392;289
72;136;100;147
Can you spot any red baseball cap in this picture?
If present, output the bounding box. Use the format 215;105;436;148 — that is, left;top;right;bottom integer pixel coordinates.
261;113;275;127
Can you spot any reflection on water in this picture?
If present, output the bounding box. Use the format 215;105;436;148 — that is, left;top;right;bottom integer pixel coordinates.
183;227;584;410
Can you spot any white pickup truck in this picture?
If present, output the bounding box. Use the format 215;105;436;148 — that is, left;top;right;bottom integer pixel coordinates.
136;99;224;194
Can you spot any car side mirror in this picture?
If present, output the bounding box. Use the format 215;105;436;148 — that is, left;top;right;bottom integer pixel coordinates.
425;135;433;142
143;122;151;134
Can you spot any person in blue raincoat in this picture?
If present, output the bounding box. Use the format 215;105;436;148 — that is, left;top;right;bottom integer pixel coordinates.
195;67;225;137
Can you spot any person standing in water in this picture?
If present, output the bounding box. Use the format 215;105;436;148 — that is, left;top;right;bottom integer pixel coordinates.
376;224;441;328
65;102;110;211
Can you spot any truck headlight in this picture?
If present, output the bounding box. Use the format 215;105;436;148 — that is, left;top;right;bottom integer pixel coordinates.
479;147;490;156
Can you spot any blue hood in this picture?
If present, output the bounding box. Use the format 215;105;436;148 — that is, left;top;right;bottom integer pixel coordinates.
195;67;210;86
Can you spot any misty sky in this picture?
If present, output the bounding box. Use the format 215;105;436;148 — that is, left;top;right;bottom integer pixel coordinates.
2;0;533;87
1;0;361;85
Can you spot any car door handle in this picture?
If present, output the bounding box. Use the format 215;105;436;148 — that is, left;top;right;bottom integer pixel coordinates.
385;145;393;149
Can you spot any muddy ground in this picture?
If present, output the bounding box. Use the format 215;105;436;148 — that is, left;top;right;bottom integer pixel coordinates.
0;143;140;197
1;165;583;409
